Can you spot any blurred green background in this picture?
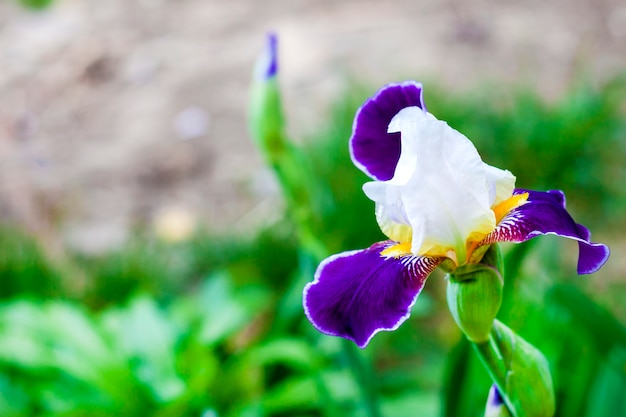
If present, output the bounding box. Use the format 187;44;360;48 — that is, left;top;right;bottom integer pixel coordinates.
2;0;626;416
2;75;626;416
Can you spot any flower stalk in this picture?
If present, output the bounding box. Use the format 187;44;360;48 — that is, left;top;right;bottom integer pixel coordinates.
249;33;381;417
448;245;555;417
249;33;327;261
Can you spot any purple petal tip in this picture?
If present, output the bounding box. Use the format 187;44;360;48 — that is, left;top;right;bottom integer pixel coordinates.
486;189;610;275
255;32;278;80
577;241;610;275
488;385;504;407
485;385;508;416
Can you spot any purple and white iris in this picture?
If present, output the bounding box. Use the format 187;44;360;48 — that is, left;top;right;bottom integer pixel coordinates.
303;81;610;348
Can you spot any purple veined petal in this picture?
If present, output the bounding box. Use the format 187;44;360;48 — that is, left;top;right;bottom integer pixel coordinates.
482;189;610;274
350;81;426;181
303;241;443;348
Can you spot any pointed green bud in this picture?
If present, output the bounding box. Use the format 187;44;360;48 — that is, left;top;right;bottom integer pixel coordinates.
475;321;555;417
247;33;328;261
447;245;503;343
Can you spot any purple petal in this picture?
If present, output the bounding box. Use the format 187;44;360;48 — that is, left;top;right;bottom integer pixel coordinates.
483;189;609;274
254;32;278;80
303;241;442;348
485;385;510;417
487;384;505;408
350;81;426;181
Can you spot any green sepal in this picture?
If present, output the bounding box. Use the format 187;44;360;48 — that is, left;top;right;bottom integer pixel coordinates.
447;245;504;343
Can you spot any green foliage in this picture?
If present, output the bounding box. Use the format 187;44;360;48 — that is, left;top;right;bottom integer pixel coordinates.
1;75;625;416
18;0;54;10
0;224;63;299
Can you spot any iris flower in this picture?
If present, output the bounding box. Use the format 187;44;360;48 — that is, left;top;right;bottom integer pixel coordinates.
303;82;610;348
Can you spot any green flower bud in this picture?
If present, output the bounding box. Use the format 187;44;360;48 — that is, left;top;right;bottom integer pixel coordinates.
249;33;286;162
447;245;504;343
247;33;327;261
475;320;555;417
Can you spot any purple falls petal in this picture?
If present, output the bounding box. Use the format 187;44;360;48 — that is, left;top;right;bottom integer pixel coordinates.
483;189;610;274
350;81;426;181
303;241;442;348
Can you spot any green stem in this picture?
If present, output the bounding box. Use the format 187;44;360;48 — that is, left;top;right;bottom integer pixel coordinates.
446;246;554;417
314;372;342;417
342;339;382;417
473;331;517;416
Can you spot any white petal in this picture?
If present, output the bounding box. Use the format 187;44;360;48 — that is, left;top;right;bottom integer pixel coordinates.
362;106;426;243
365;107;514;264
483;164;516;206
385;107;428;185
363;181;412;243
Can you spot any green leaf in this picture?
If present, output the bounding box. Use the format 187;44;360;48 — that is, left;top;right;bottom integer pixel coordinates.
583;348;626;417
262;370;359;413
100;296;185;402
244;337;320;371
182;271;269;346
547;284;626;353
381;392;440;417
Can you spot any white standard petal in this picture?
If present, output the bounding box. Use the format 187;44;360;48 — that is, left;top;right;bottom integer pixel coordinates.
362;106;429;244
483;163;516;206
384;107;498;264
385;108;431;185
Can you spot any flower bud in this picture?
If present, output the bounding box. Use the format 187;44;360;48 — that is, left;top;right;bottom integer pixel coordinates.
247;33;328;261
249;33;286;158
475;320;555;417
447;245;503;343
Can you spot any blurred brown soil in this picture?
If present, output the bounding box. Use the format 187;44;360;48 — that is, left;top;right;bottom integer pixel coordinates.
0;0;625;253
